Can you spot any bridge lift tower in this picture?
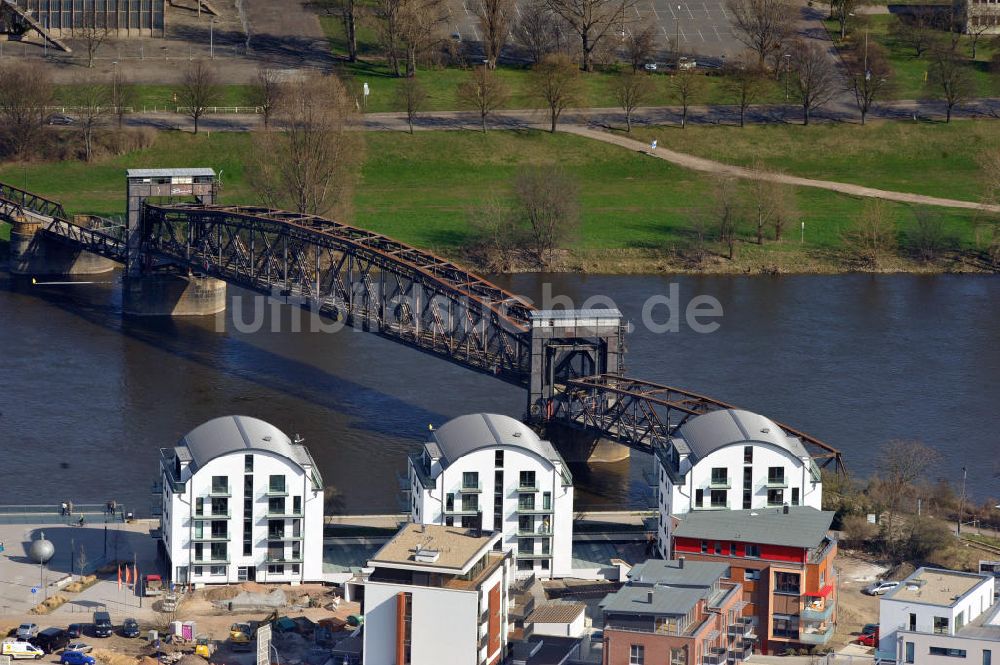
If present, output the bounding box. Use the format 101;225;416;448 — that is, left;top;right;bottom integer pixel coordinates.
527;309;625;422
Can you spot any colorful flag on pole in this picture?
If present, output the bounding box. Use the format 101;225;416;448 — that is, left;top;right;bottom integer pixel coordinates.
133;563;139;589
125;565;131;586
117;564;122;591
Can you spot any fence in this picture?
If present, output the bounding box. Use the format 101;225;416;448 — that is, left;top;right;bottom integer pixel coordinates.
0;503;126;525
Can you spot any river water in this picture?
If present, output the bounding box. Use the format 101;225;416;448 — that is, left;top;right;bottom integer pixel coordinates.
0;271;997;515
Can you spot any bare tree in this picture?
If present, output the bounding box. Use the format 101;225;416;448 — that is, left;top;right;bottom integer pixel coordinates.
845;34;892;124
513;166;580;266
513;0;562;64
375;0;406;76
746;159;778;244
723;54;764;127
545;0;635;71
0;61;53;158
870;440;940;559
109;67;137;130
75;544;88;579
927;47;976;122
77;9;110;69
889;10;936;58
398;0;449;77
668;68;705;128
72;75;110;162
457;66;510;132
771;183;797;241
476;0;517;68
966;18;991;60
907;208;952;261
176;59;222;134
614;70;653;131
788;39;838;125
532;53;584;132
712;177;742;259
250;65;282;129
624;24;658;72
464;195;519;271
247;73;363;217
830;0;859;39
338;0;359;62
396;76;429;133
842;198;897;268
725;0;794;68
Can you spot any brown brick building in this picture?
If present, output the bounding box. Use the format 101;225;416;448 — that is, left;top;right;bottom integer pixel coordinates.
671;506;837;655
601;559;752;665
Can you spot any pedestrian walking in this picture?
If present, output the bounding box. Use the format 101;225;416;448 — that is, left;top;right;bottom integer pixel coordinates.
110;499;117;516
67;501;73;516
60;501;67;516
650;139;658;153
77;515;85;527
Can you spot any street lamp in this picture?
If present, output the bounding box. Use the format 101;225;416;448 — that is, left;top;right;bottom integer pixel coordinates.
210;19;216;59
675;6;682;69
783;53;791;102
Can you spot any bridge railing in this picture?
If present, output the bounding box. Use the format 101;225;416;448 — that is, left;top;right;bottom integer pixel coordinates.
0;181;69;221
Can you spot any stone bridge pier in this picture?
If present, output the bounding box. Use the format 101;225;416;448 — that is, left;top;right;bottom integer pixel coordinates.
8;214;116;276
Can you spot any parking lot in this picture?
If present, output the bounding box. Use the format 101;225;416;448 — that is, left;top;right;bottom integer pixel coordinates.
448;0;745;64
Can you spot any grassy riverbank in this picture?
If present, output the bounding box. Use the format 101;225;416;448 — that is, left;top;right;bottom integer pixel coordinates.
0;126;994;274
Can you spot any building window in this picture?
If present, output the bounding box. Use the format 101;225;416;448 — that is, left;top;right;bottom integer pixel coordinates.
710;489;727;508
542;492;551;510
772;615;799;639
745;544;760;557
541;560;549;570
701;540;708;553
210;497;228;516
519;515;533;532
909;613;917;631
541;540;550;555
629;644;644;665
519;494;535;511
744;569;761;581
267;564;284;575
957;611;965;631
934;617;950;635
244;454;253;472
243;542;252;556
928;647;967;658
291;564;300;575
211;476;229;494
744;446;753;464
711;467;728;486
767;489;784;506
210;565;226;576
495;450;504;467
445;493;454;511
743;489;752;509
243;496;252;517
195;497;204;516
268;496;285;515
775;572;800;595
268;475;286;494
463;471;479;490
714;542;722;555
237;566;249;581
445;516;454;527
905;642;915;663
743;467;752;485
670;647;687;665
519;471;536;489
268;519;284;540
519;539;534;554
983;650;991;665
517;559;533;571
461;494;478;512
695;489;704;507
791;488;800;505
494;469;503;490
292;496;302;514
192;565;203;576
767;467;785;485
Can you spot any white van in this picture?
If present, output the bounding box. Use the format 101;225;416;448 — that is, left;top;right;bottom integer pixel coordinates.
1;639;44;659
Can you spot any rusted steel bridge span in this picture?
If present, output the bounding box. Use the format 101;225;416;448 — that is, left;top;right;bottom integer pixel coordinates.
0;179;846;474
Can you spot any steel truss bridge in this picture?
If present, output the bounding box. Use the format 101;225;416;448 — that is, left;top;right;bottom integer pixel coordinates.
0;180;846;474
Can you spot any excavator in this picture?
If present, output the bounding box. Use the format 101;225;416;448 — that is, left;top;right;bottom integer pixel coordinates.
228;611;278;652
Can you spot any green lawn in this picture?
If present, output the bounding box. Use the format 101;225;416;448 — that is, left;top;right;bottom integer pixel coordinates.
827;16;1000;100
54;84;257;111
0;128;986;262
320;11;783;112
629;120;1000;203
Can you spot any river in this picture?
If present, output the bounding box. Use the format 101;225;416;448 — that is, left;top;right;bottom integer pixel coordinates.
0;271;997;515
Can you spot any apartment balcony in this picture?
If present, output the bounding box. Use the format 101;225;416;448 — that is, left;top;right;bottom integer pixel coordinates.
193;555;230;564
458;482;482;494
799;624;834;645
517;483;539;493
765;477;788;488
207;486;231;498
265;554;303;563
702;647;728;665
708;478;731;489
195;510;231;519
266;509;303;518
266;486;289;497
267;532;304;541
444;506;481;516
733;640;755;660
192;532;230;542
516;551;552;559
728;617;755;637
516;505;553;515
517;530;553;538
801;601;835;622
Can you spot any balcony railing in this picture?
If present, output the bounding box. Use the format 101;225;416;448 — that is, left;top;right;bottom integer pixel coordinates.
702;651;727;665
458;482;482;494
193;555;230;564
516;505;553;515
268;532;304;541
517;483;539;492
266;508;303;518
799;624;834;645
265;554;303;563
208;485;231;497
192;532;230;542
801;602;835;622
444;506;480;516
728;617;754;636
195;509;231;519
517;530;553;538
765;477;788;488
708;477;731;489
516;551;552;559
266;485;288;497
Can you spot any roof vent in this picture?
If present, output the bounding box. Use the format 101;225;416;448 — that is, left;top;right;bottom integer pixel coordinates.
262;435;272;442
761;427;770;434
513;431;522;438
413;545;441;564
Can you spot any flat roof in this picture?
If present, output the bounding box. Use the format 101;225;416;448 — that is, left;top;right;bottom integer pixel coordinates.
368;523;496;573
126;168;216;178
628;559;729;587
600;584;709;617
886;567;991;607
526;601;586;625
673;506;834;549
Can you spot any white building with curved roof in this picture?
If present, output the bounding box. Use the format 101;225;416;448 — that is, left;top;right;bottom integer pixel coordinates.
407;413;574;578
157;415;324;586
655;409;822;558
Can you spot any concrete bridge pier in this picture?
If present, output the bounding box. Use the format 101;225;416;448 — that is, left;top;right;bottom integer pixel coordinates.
122;273;227;317
8;215;115;275
544;421;631;464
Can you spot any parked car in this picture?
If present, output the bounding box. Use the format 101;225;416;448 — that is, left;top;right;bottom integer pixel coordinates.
677;57;697;70
66;625;84;639
91;612;112;638
121;619;140;638
858;626;880;647
1;640;44;660
861;623;879;636
65;642;92;654
59;651;96;665
46;114;75;126
15;625;38;641
863;580;899;596
31;628;69;654
643;62;658;72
